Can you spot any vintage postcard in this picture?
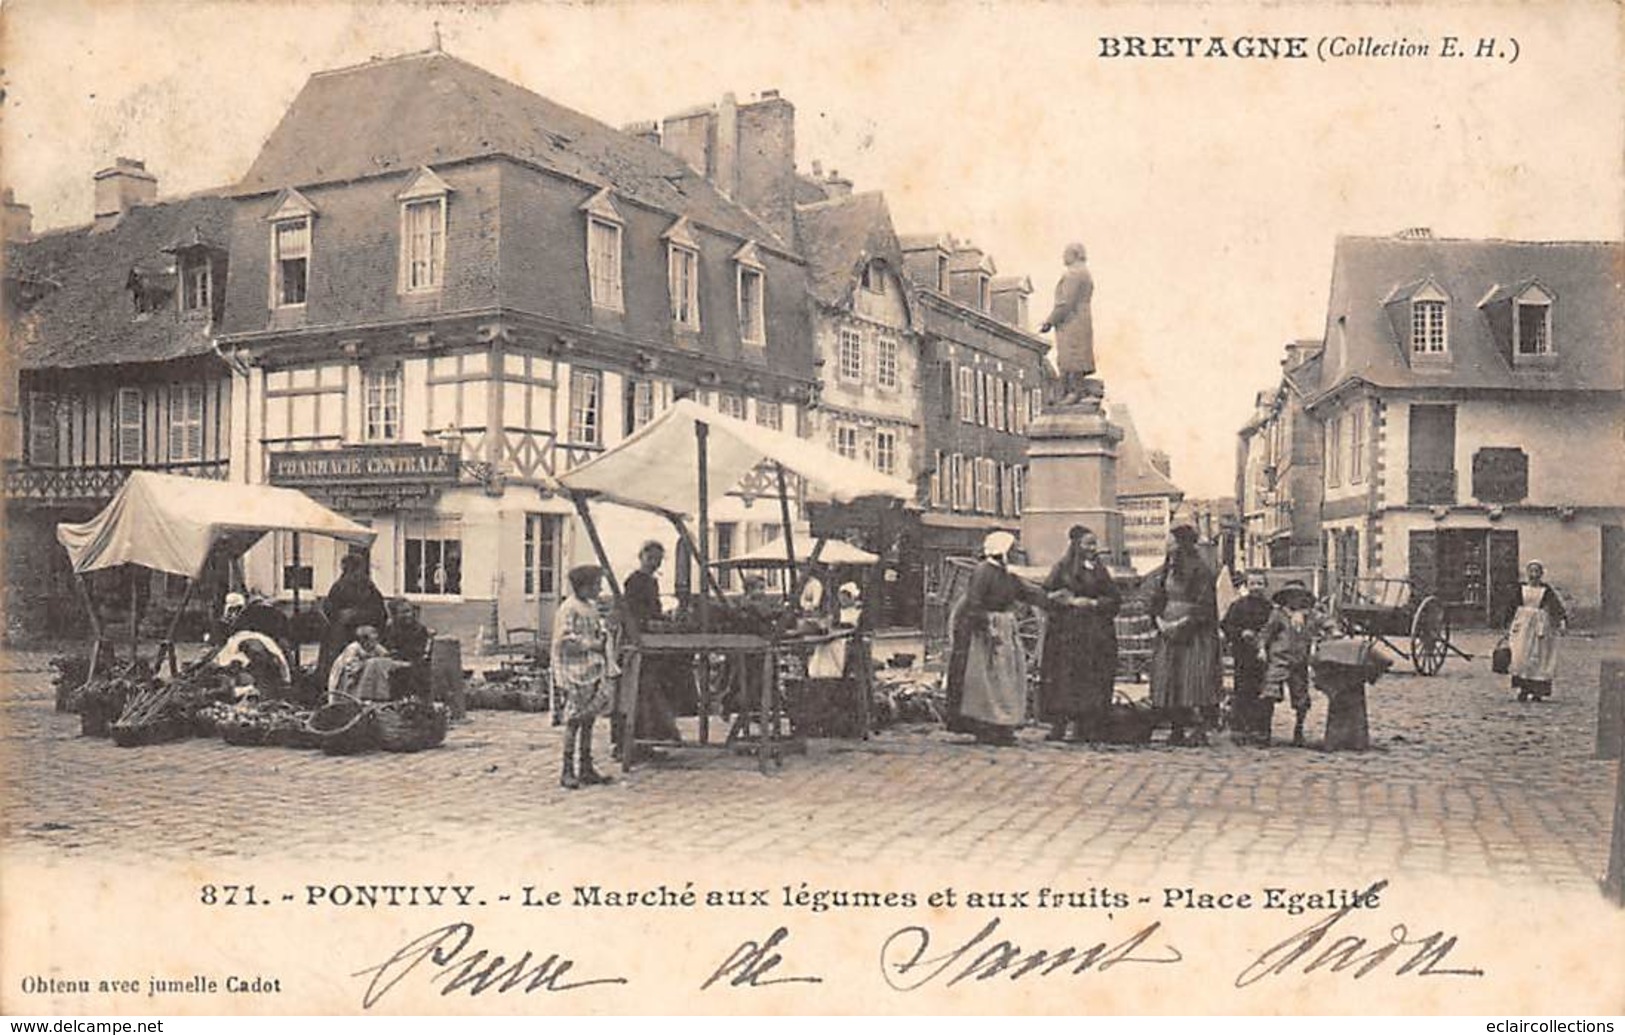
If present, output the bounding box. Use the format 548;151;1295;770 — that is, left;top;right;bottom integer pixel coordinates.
2;0;1622;1018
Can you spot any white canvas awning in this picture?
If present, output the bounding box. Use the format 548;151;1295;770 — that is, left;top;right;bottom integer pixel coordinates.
554;398;913;517
56;470;377;579
712;537;880;569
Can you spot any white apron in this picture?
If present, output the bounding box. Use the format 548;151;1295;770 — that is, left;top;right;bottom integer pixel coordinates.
1507;585;1558;684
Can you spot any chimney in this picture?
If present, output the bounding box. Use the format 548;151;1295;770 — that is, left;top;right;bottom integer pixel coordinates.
734;91;796;243
621;120;661;147
93;158;157;232
660;91;798;243
2;189;32;243
1281;339;1323;370
660;106;715;179
1395;226;1433;240
821;168;853;198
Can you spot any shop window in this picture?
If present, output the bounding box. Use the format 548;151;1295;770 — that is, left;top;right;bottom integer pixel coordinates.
405;527;462;596
524;514;562;598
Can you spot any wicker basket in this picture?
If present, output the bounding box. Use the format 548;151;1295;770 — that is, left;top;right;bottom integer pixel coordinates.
110;717;189;748
219;719;269;747
376;700;449;752
310;699;378;755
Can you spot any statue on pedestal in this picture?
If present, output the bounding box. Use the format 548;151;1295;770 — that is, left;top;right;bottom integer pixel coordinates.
1039;242;1104;408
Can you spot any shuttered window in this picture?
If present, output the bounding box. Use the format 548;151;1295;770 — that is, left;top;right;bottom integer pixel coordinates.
168;384;205;462
116;387;144;464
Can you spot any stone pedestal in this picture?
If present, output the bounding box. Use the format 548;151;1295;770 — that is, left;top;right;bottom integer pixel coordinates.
1020;403;1124;569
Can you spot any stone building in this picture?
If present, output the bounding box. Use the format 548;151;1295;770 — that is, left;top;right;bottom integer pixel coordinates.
896;234;1052;622
217;50;818;645
1304;232;1624;625
1236;339;1325;572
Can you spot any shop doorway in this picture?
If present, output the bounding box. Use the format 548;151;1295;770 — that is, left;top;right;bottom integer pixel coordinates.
1408;528;1519;625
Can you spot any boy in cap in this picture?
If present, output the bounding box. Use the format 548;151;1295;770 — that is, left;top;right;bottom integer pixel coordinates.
552;565;615;788
1259;579;1322;746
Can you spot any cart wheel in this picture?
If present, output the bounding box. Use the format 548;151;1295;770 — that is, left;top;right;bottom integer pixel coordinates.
1410;596;1450;676
1016;606;1046;717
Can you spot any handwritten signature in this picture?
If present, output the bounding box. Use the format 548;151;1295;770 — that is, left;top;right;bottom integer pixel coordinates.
351;922;628;1009
879;917;1183;990
1234;880;1483;987
354;880;1482;1006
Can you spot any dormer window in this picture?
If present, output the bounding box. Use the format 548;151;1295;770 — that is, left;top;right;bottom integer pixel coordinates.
1411;299;1446;353
581;188;624;312
397;168;451;294
1515;284;1554;357
182;262;212;312
663;216;700;330
265;188;317;309
734;241;766;346
861;259;885;294
977;274;991;313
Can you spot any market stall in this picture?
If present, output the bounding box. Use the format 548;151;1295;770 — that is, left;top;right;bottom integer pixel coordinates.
551;398;912;772
53;472;445;752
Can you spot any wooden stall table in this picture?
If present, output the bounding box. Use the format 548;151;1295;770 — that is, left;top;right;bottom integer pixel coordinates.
616;631;781;773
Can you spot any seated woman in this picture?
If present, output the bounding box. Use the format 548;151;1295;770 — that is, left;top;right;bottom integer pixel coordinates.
327;625;405;703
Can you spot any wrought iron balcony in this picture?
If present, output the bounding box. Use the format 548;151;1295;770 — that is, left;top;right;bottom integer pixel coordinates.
3;459;228;505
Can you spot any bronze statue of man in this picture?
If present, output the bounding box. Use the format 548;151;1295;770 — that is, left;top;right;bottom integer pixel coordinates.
1039;243;1097;404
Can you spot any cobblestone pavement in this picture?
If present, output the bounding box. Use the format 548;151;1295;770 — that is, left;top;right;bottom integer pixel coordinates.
2;630;1620;890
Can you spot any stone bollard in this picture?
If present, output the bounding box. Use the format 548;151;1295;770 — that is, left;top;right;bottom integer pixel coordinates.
430;636;466;721
1599;658;1625;761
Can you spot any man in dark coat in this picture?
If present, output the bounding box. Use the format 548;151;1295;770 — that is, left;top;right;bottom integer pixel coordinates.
1038;526;1121;742
621;540;683;745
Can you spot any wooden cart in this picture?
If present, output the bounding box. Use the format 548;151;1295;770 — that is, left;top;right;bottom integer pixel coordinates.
1333;575;1472;676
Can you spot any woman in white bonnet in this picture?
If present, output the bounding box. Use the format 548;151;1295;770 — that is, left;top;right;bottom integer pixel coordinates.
1499;559;1567;702
944;530;1044;746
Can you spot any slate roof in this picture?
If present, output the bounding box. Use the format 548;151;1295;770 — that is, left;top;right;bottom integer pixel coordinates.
794;191;903;307
236;50;788;249
6;193;235;371
1107;402;1184;500
1316;235;1624;398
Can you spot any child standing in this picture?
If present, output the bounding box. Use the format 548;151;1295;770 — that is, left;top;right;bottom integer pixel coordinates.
551;565;615;789
1259;580;1321;746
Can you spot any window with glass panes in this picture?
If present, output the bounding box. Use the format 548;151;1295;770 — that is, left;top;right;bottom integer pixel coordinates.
405;523;462;595
1411;301;1446;353
738;265;765;344
876;337;898;389
838;328;863;382
755;400;783;430
273;219;309;307
669;244;700;329
626;378;657;434
875;429;896;475
569;368;602;445
363;367;401;441
835;424;859;460
588;218;623;309
718;393;746;420
958;367;975;422
182;262;212;312
402;197;445;292
524;514;562;597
